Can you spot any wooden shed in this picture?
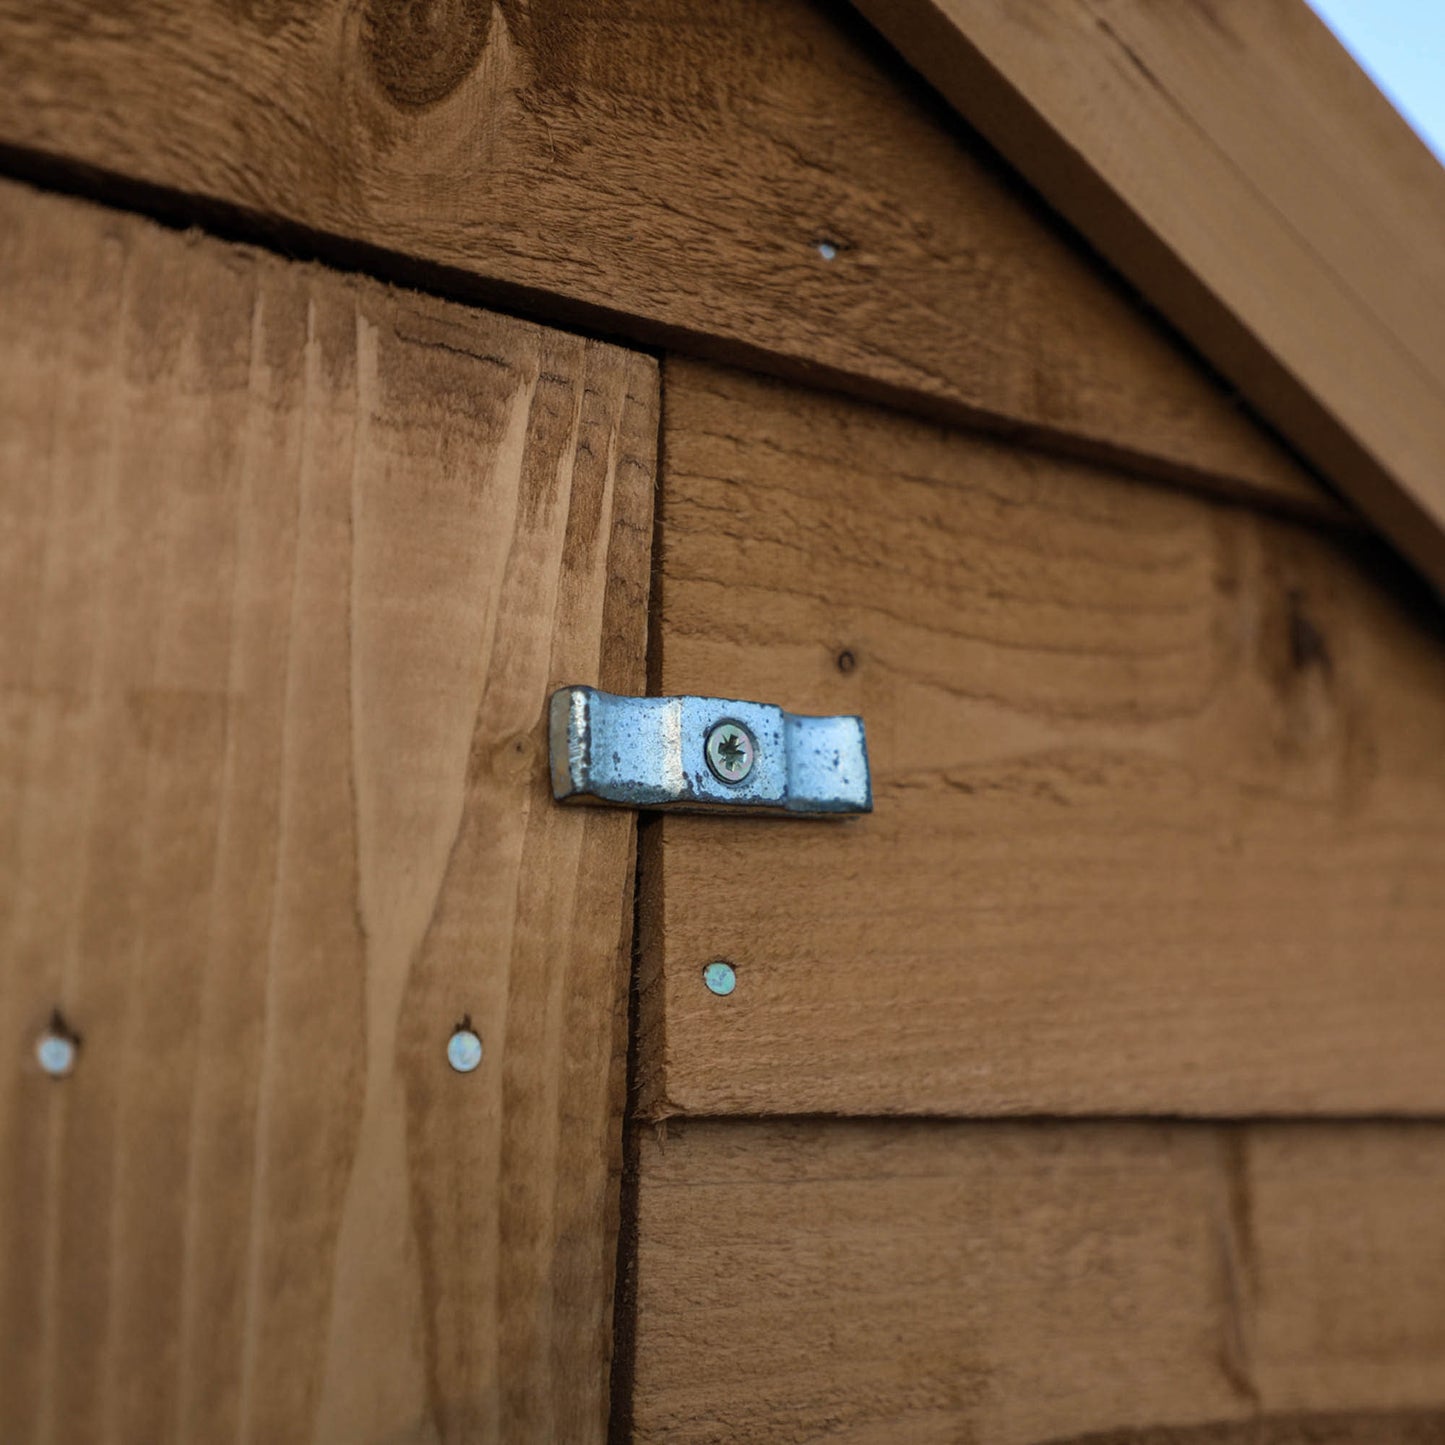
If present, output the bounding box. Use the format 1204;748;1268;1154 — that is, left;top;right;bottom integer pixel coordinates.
3;2;1445;1441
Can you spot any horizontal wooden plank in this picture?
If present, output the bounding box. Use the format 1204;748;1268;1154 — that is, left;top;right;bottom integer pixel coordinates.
0;0;1336;516
637;359;1445;1118
626;1118;1445;1443
0;179;655;1442
849;0;1445;593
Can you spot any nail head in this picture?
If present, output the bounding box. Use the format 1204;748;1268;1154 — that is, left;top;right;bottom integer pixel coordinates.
36;1031;77;1078
447;1027;483;1073
703;961;737;997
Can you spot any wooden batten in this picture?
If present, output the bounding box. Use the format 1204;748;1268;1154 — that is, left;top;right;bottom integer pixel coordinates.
0;0;1334;516
0;179;655;1443
637;358;1445;1120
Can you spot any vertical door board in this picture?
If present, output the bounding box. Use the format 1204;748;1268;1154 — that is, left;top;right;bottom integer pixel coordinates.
0;179;657;1443
639;359;1445;1118
627;1119;1445;1443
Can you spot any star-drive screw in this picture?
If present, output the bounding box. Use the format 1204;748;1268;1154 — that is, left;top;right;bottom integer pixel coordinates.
704;720;756;785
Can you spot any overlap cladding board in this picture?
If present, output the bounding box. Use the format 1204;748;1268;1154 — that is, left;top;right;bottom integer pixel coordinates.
0;0;1332;513
0;180;656;1444
637;358;1445;1120
627;1119;1445;1443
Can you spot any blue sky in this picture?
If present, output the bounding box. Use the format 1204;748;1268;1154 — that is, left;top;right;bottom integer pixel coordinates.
1306;0;1445;162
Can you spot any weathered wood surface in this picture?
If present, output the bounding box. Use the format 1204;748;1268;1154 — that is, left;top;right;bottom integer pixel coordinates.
638;360;1445;1119
0;179;656;1444
626;1119;1445;1444
851;0;1445;594
0;0;1334;516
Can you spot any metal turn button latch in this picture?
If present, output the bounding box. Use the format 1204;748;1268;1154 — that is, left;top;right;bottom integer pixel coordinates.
549;687;872;817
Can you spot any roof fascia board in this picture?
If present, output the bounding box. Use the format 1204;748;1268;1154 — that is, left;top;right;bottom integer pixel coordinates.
851;0;1445;597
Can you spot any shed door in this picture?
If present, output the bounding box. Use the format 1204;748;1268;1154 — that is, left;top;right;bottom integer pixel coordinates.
0;179;656;1444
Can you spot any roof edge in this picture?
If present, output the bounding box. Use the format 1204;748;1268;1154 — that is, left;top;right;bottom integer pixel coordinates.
851;0;1445;597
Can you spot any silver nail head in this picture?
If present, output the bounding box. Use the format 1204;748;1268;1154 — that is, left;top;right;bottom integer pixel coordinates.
447;1027;483;1074
36;1031;76;1078
703;961;737;997
704;720;755;785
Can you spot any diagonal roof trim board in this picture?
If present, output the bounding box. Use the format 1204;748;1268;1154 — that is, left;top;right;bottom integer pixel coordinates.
850;0;1445;597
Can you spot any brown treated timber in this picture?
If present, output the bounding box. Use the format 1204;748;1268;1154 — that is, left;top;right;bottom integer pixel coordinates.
0;179;657;1443
0;0;1337;518
627;1119;1445;1444
850;0;1445;593
638;359;1445;1119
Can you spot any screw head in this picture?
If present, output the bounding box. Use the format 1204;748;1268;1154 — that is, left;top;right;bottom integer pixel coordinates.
447;1027;483;1074
36;1030;77;1078
702;961;737;997
704;720;755;785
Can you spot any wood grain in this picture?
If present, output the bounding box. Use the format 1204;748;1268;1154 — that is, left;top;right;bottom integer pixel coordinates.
849;0;1445;593
627;1119;1445;1444
638;360;1445;1118
0;179;656;1444
0;0;1335;516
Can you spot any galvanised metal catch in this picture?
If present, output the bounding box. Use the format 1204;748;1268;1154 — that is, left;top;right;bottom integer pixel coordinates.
548;686;872;817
